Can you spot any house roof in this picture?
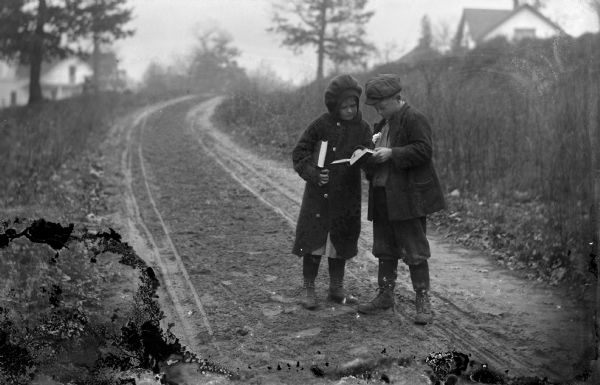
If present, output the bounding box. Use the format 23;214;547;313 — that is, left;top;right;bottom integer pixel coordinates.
462;8;513;42
14;57;97;80
459;4;564;43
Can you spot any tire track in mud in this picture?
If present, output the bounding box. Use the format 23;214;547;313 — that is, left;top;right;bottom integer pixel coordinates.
137;123;216;338
120;96;224;358
184;98;569;380
122;97;326;378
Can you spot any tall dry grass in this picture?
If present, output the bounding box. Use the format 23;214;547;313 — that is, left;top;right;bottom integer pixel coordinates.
214;77;325;159
380;35;599;281
0;92;138;206
213;33;600;285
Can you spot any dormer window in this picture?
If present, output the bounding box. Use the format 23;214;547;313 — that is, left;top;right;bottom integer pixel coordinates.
514;28;536;40
69;65;76;84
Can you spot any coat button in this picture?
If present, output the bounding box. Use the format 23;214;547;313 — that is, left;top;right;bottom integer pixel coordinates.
324;193;328;198
316;213;321;218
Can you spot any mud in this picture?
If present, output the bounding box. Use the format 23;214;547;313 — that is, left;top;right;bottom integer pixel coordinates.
0;218;236;383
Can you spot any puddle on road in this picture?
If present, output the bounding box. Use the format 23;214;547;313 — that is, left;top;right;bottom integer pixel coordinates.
292;327;322;338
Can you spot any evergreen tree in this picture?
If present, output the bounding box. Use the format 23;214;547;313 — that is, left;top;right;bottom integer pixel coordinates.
418;15;433;49
187;27;245;92
69;0;134;92
0;0;133;104
268;0;374;83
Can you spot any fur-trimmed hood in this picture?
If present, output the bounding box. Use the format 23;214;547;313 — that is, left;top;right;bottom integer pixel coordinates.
324;74;362;115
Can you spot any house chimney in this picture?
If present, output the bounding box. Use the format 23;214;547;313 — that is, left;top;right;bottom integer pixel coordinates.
513;0;520;9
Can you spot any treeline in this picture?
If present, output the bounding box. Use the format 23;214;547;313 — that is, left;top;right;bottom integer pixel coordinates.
214;33;600;285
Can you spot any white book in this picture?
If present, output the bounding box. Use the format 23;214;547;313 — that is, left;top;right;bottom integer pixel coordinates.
317;140;328;168
331;148;374;166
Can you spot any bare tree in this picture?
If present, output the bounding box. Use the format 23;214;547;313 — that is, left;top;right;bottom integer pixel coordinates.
433;20;453;53
187;27;244;92
268;0;374;83
376;40;404;64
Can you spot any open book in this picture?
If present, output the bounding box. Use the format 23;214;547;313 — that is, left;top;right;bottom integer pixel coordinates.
331;148;374;166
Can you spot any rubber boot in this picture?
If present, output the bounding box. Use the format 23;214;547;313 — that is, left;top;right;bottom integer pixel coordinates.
357;259;397;314
327;258;358;305
300;255;321;310
410;261;433;325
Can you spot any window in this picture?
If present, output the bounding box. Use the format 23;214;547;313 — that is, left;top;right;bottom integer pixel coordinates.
514;28;536;40
69;65;76;84
10;91;17;106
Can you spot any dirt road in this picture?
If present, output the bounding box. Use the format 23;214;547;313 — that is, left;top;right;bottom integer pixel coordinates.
102;96;593;384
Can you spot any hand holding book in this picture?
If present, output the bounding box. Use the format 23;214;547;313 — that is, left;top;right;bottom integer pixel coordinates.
330;148;374;166
371;147;392;163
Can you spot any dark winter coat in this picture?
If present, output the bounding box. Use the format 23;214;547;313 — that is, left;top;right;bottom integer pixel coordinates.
365;103;445;221
291;75;372;258
291;112;372;258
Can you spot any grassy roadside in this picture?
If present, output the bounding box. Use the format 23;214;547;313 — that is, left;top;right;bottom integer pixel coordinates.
0;93;184;384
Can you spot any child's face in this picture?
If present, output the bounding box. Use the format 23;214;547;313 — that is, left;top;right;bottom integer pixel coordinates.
373;96;401;119
338;98;358;121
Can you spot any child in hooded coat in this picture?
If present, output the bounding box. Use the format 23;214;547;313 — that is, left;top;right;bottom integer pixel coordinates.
291;74;373;309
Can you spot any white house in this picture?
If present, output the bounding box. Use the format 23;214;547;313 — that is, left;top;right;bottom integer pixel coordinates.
0;57;93;108
454;2;564;50
0;61;26;107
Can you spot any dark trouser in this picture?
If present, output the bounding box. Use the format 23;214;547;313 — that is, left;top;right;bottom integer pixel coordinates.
372;187;431;291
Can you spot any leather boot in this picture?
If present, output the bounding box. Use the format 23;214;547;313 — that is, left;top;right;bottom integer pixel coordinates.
410;261;433;324
327;258;358;305
357;259;397;314
415;290;433;325
301;280;317;310
300;255;321;310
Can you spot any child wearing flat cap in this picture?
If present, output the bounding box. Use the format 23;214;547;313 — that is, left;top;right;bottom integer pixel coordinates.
357;73;445;325
291;74;373;310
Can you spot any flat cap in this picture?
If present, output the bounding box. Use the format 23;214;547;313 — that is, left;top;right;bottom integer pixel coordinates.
364;74;402;105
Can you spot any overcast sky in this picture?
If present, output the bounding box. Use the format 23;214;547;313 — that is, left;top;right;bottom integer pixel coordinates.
115;0;599;85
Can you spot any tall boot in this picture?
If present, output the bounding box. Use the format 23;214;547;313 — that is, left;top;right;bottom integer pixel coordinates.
327;258;358;305
301;255;321;310
357;259;398;314
410;261;432;325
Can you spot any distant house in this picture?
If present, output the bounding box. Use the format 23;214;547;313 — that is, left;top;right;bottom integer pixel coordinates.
454;2;564;50
0;61;26;107
0;57;93;108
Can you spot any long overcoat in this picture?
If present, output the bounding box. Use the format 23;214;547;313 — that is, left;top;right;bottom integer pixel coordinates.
291;112;372;259
365;103;445;221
